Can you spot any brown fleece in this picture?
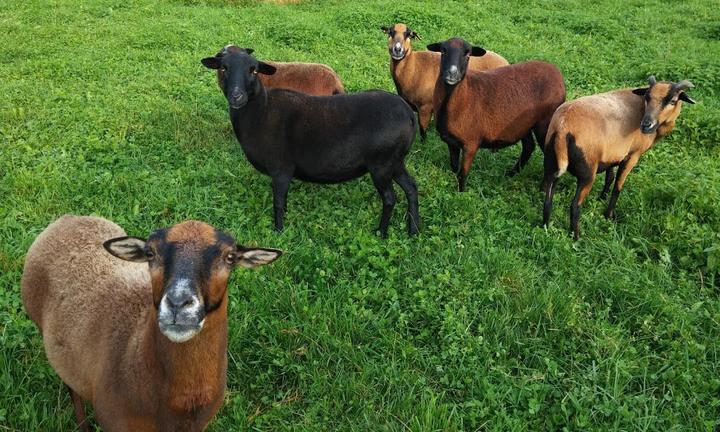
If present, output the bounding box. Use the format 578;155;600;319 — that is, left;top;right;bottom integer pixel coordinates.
434;60;565;181
543;80;693;239
21;216;228;432
386;23;508;136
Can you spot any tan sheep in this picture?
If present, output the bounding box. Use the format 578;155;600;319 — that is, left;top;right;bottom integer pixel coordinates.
21;215;281;431
542;76;696;240
381;23;509;141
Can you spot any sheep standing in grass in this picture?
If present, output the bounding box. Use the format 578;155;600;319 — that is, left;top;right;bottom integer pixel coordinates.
21;215;281;431
202;47;420;237
427;38;565;191
210;45;345;96
381;24;508;141
542;76;696;240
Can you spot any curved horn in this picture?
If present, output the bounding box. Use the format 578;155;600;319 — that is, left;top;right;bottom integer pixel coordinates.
674;80;694;91
647;75;657;86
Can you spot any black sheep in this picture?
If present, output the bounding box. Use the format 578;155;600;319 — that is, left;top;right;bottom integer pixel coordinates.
202;47;420;237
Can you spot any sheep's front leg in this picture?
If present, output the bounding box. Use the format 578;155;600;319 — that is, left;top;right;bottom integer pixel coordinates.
271;175;292;231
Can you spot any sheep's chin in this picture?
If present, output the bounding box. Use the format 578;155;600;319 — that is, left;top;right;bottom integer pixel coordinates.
159;320;204;343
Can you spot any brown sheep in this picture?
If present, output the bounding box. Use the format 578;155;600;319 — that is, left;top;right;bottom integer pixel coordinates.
381;24;509;141
211;45;344;96
427;38;566;191
21;215;281;431
542;76;696;240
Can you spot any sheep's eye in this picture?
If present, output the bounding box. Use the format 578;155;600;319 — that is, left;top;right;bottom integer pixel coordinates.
226;252;237;265
249;66;257;75
145;249;155;259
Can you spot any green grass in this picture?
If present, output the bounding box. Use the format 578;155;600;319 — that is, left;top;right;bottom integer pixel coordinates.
1;0;719;430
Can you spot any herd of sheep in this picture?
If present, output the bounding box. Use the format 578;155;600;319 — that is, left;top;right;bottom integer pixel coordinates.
19;22;696;431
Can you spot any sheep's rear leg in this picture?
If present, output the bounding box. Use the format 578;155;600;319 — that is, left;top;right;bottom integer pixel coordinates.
271;175;292;231
570;175;595;240
68;385;90;432
369;169;396;238
507;133;535;176
393;166;420;235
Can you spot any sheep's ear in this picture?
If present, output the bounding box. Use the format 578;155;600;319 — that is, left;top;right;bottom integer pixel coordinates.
103;236;149;262
426;43;442;52
201;57;221;69
679;92;696;104
632;87;648;96
234;246;282;268
410;30;421;40
257;61;276;75
470;46;486;56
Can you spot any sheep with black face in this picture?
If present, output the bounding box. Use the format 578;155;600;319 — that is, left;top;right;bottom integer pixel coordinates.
542;76;696;240
427;38;565;191
202;47;420;237
210;45;344;96
381;24;508;141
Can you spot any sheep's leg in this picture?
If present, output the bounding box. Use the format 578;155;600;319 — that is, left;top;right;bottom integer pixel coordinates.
532;119;551;154
271;175;291;231
599;166;616;200
393;166;420;235
570;174;596;240
541;142;560;226
418;106;433;142
370;170;396;238
507;133;535;176
67;385;90;432
458;144;478;192
542;176;557;226
605;155;639;220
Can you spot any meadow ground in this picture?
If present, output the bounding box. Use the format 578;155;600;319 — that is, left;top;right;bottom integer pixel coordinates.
1;0;719;430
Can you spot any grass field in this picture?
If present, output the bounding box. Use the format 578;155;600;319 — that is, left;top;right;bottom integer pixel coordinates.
1;0;719;430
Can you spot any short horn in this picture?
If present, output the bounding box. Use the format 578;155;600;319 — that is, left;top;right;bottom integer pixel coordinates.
674;80;694;91
647;75;657;86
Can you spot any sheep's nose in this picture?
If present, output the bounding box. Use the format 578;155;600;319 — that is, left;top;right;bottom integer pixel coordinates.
229;88;247;107
444;65;460;83
166;289;194;312
640;117;656;133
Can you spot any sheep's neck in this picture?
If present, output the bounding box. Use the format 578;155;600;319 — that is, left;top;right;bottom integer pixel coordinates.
147;301;228;413
229;86;268;143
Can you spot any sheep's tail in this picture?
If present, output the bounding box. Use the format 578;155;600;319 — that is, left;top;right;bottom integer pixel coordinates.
546;126;569;178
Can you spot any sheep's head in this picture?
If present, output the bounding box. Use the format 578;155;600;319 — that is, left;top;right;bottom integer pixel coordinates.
381;23;420;61
201;45;277;109
104;221;281;343
426;38;486;86
632;75;695;134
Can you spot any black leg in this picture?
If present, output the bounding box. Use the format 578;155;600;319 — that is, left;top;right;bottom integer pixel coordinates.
377;185;396;238
271;175;291;231
542;175;556;227
570;179;594;241
507;133;535;176
600;166;615;200
369;168;395;238
393;166;420;235
448;142;461;174
419;125;427;142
